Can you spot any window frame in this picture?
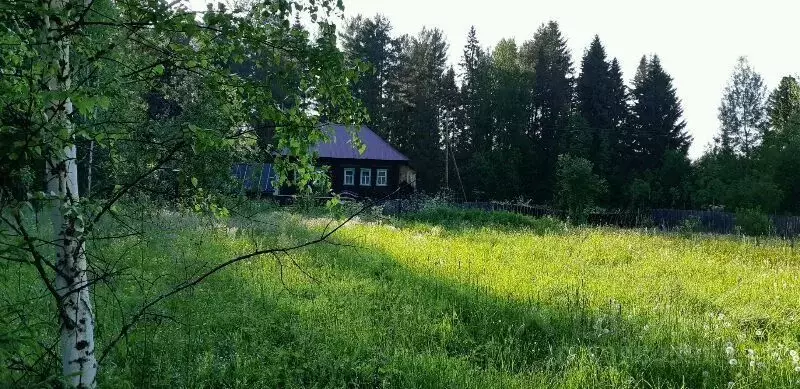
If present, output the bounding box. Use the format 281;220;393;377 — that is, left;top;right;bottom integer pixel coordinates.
359;168;371;186
343;168;355;186
376;168;388;187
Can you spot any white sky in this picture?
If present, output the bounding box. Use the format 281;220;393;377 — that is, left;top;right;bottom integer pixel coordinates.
190;0;800;159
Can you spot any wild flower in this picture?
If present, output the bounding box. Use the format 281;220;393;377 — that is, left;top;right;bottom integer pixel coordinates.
726;345;735;357
729;358;738;366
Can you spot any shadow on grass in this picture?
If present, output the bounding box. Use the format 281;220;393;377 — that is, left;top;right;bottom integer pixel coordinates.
287;226;734;389
99;215;747;388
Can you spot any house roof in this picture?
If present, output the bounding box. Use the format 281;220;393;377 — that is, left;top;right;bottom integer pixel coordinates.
314;124;409;161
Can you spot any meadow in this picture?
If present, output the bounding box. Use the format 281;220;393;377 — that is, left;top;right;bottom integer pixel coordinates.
3;205;800;388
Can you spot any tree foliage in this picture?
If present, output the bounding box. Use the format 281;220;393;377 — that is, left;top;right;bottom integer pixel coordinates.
0;0;366;385
716;57;768;158
555;154;607;222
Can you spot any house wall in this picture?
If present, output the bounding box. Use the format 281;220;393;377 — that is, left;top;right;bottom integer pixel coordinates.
319;158;410;199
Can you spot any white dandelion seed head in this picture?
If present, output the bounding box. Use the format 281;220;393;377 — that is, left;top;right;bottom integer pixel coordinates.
729;358;738;366
727;381;735;389
747;349;755;357
795;366;800;373
755;329;764;336
726;346;735;356
749;360;756;368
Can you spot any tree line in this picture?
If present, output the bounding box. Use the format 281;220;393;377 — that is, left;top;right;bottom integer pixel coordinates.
340;15;800;214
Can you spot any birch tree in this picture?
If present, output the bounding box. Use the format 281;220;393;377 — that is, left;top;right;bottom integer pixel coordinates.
41;0;98;385
0;0;366;386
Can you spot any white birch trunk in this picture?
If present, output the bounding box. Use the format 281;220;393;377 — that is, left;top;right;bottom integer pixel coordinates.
44;0;98;387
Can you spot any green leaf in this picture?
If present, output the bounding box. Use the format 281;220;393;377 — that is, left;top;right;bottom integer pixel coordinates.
191;177;198;187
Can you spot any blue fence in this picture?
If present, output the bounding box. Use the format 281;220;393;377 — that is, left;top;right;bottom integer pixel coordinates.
387;200;800;237
231;163;275;194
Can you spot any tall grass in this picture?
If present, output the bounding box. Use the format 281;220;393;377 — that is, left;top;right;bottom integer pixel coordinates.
2;207;799;388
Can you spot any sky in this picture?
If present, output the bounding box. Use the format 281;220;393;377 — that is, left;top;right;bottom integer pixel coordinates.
189;0;800;159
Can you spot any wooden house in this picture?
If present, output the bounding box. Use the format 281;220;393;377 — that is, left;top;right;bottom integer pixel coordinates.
233;124;415;199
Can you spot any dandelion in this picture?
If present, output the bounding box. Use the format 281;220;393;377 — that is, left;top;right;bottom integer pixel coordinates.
795;366;800;373
725;346;735;357
727;381;735;389
749;360;756;368
729;358;738;366
755;329;764;337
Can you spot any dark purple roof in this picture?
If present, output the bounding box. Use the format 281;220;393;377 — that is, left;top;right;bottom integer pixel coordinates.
314;124;409;161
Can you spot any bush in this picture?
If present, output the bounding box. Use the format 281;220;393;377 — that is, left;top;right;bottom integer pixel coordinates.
735;208;773;236
677;215;702;236
555;154;607;223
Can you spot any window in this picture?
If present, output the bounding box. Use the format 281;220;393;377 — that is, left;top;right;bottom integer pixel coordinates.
343;168;355;186
376;169;388;186
360;168;371;186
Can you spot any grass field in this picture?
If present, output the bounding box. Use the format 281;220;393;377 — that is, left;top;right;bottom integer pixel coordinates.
3;206;800;388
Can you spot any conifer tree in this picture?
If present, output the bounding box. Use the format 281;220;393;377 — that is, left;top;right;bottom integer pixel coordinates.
459;26;494;154
631;55;690;171
520;21;574;201
576;35;618;176
767;76;800;133
340;14;403;141
395;28;450;192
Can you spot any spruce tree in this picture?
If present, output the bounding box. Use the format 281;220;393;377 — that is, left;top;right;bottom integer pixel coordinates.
459;26;493;154
607;57;632;206
576;35;617;176
340;14;402;141
767;76;800;133
630;55;690;171
520;21;574;202
395;28;449;192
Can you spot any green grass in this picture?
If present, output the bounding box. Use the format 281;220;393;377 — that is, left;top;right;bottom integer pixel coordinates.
2;206;800;388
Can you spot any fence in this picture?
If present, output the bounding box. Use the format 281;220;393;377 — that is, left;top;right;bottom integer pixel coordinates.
383;199;800;238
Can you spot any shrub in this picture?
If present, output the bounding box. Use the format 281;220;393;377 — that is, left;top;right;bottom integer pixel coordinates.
555;154;607;223
678;215;702;236
735;208;773;237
